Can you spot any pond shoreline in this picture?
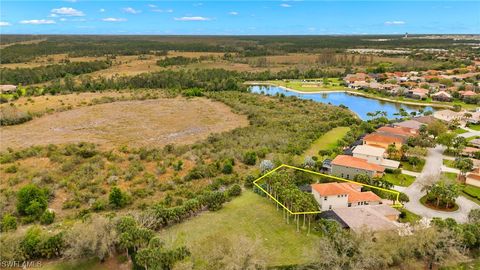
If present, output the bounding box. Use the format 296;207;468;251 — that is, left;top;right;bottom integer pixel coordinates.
245;81;453;109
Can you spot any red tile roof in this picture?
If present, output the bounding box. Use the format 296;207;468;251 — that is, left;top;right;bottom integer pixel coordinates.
311;182;382;203
377;126;417;137
363;133;405;146
332;155;385;172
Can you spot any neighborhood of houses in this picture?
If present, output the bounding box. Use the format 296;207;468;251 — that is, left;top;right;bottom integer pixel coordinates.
308;112;480;232
344;61;480;103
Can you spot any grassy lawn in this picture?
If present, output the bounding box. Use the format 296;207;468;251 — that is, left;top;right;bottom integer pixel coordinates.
159;190;321;268
420;195;459;212
467;124;480;131
453;128;468;135
266;78;349;92
443;159;456;168
441;172;458;182
400;158;426;173
462;184;480;205
398;208;422;224
295;126;350;163
383;173;416;187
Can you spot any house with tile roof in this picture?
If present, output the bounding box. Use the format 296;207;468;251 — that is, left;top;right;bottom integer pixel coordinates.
331;155;385;180
431;90;452;102
377;126;418;139
352;145;400;169
311;182;382;211
406;88;429;99
466;168;480;188
363;133;405;149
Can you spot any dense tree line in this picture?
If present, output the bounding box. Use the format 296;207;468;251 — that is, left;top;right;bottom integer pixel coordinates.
0;60;111;85
156;56;199;67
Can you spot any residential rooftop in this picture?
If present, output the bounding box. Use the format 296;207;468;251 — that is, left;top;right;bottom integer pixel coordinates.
331;155;385;172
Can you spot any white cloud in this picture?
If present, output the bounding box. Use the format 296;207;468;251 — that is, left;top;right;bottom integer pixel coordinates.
0;21;12;27
51;7;85;16
228;11;239;15
174;16;210;21
280;4;292;8
59;18;67;22
102;17;127;22
49;14;58;17
147;4;157;8
20;19;56;25
99;9;105;12
385;21;406;25
152;9;173;13
123;7;141;14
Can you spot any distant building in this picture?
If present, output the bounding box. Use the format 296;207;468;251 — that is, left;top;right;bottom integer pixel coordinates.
406;88;428;99
352;145;400;169
311;182;382;211
0;85;17;94
331;155;385;179
431;91;452;102
394;120;425;131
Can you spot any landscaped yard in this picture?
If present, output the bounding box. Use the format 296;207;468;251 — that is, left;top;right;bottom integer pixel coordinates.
466;124;480;131
443;159;456;168
441;172;458;182
400;158;426;173
398;208;422;224
159;190;321;268
266;78;349;92
453;128;468;135
295;126;350;163
383;173;416;187
462;184;480;205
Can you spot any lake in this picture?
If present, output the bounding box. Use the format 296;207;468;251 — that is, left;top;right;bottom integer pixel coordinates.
249;85;434;120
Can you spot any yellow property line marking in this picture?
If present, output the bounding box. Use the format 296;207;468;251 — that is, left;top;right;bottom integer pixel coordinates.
253;164;402;215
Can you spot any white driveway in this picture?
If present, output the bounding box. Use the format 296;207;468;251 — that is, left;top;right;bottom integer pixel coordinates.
459;127;480;138
396;145;479;223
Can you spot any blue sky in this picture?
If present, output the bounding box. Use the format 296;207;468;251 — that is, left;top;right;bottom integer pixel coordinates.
0;1;479;35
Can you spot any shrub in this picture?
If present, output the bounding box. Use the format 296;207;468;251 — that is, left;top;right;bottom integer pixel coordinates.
40;210;55;225
203;191;226;211
243;151;257;165
4;164;18;173
228;184;242;197
109;187;129;209
1;214;17;232
222;160;234;174
16;184;49;219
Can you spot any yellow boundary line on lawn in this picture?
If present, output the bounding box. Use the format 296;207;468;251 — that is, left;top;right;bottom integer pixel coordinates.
253;164;402;215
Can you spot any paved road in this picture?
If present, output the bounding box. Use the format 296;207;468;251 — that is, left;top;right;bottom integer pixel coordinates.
459;127;480;138
396;145;479;223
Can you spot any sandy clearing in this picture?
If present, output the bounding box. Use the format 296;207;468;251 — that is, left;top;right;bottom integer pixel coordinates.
0;97;249;150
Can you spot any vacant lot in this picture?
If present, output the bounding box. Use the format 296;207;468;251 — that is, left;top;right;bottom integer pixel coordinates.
295;126;350;162
160;190;320;268
0;97;249;150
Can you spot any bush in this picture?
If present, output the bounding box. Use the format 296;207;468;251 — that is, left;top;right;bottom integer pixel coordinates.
109;187;129;209
203;191;226;211
4;164;18;173
228;184;242;197
16;184;49;219
222;160;234;174
40;210;55;225
243;151;257;165
1;214;17;232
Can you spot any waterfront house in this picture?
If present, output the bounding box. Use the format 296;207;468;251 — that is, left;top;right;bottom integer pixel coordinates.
466;168;480;188
331;155;385;179
406;88;428;99
311;182;382;211
431;91;452;102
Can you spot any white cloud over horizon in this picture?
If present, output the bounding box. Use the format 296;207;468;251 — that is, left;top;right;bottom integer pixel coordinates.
0;21;12;27
102;18;127;22
174;16;210;21
280;4;292;8
385;21;406;25
20;19;56;25
152;9;173;13
51;7;85;16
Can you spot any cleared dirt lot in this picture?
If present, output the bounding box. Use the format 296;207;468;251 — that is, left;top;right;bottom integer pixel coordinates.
0;97;249;150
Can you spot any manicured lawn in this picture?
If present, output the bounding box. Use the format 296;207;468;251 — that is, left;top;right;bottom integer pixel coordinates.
400;158;426;173
443;159;456;168
453;128;468;135
420;195;459;212
441;172;458;182
159;190;321;268
462;184;480;205
398;208;422;224
383;173;416;187
295;126;350;162
267;78;349;92
467;124;480;131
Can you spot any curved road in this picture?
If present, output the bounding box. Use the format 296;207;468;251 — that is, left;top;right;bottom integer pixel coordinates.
395;145;480;223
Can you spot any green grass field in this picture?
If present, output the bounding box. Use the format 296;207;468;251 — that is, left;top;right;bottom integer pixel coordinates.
266;78;349;92
398;208;422;224
441;172;458;182
462;185;480;205
295;127;350;163
467;124;480;131
443;159;456;168
383;173;416;187
160;190;321;268
400;158;426;173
